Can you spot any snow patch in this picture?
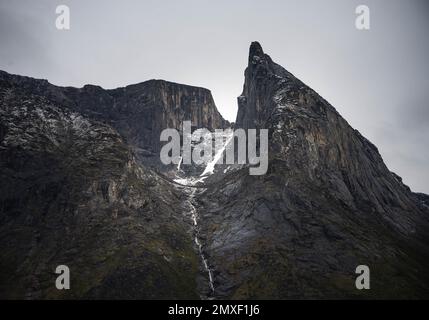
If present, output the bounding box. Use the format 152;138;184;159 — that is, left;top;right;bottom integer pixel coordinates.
200;130;234;177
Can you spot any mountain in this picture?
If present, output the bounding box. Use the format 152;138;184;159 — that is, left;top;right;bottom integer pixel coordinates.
0;79;209;298
0;42;428;299
197;42;429;299
0;71;229;166
0;71;232;298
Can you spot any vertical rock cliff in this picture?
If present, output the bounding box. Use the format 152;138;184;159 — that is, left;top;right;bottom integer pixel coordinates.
0;71;229;161
0;71;230;299
0;83;203;299
198;42;429;299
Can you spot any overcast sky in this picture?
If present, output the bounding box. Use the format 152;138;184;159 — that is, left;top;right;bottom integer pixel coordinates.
0;0;428;193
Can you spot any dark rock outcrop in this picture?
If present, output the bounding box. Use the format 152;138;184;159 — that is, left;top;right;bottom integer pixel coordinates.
0;83;200;299
198;42;429;299
0;71;229;163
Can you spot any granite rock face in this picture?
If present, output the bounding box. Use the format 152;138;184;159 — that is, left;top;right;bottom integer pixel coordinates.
0;71;229;163
198;42;429;299
1;42;428;300
0;78;201;299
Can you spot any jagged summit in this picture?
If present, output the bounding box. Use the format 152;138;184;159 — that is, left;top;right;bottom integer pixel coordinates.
200;42;429;299
237;41;292;129
249;41;265;59
237;41;427;231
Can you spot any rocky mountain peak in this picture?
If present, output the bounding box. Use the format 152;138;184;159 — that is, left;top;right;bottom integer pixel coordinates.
249;41;265;60
236;42;427;234
236;42;291;130
198;42;429;299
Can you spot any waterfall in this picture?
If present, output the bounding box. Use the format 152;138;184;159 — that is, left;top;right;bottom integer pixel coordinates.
188;189;215;295
173;129;233;298
177;156;183;171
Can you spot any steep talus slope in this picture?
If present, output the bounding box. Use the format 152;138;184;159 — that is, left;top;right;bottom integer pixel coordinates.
0;84;200;299
198;42;429;299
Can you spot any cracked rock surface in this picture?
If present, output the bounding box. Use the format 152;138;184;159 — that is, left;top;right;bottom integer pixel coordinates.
198;42;429;299
1;42;429;299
